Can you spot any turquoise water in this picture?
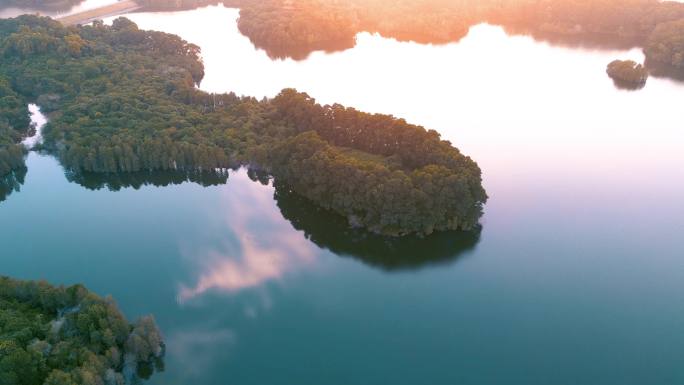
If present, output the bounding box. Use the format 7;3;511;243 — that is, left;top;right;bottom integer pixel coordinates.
2;5;684;385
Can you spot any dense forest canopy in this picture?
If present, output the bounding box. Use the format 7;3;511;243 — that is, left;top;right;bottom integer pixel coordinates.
0;16;486;235
0;75;29;177
0;276;164;385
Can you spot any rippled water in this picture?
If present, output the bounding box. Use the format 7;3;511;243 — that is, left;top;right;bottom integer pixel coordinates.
1;5;684;385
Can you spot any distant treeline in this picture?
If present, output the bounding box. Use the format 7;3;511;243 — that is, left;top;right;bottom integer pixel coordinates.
4;0;684;69
139;0;684;76
236;0;356;59
0;16;486;235
231;0;684;71
0;276;164;385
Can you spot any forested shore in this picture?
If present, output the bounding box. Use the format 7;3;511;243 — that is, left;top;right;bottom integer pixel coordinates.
0;276;164;385
232;0;684;74
137;0;684;77
4;0;684;71
0;16;486;236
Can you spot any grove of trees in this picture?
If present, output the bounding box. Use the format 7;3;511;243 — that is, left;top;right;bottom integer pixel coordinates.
0;15;487;235
0;75;28;177
0;276;164;385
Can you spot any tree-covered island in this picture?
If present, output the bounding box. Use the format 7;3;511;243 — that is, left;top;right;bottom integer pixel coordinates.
0;276;164;385
606;59;648;88
0;16;487;236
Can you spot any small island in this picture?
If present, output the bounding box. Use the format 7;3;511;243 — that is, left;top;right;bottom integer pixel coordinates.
0;276;164;384
606;59;648;89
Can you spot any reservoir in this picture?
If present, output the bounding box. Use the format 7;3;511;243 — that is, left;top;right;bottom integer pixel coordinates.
1;5;684;385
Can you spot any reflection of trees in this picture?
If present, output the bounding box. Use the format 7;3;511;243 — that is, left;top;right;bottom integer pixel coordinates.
645;59;684;83
63;165;481;272
272;180;481;272
609;77;646;91
501;25;642;51
0;166;26;203
66;168;230;191
137;355;166;381
258;39;357;61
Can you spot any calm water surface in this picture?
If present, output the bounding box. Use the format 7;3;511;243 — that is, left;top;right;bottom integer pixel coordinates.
2;5;684;385
0;0;120;19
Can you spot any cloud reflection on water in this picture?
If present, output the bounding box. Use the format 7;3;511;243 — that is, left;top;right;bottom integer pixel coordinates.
165;328;236;378
178;170;316;303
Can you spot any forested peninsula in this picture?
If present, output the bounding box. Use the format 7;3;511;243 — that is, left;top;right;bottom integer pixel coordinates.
0;16;486;236
0;277;164;385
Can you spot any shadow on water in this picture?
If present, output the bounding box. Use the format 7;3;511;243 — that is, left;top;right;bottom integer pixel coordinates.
645;59;684;83
610;78;647;91
136;355;165;381
63;166;481;272
500;24;644;51
66;168;230;191
256;37;357;61
271;180;482;272
0;167;27;203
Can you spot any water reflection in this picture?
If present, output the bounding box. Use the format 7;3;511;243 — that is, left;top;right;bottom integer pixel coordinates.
0;167;26;203
67;169;230;191
165;328;234;378
0;0;120;18
260;39;356;61
645;58;684;82
500;26;684;85
609;77;647;91
177;170;316;302
63;164;482;302
273;181;481;271
501;25;643;51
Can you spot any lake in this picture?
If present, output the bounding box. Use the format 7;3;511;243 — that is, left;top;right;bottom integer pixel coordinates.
2;5;684;385
0;0;120;19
